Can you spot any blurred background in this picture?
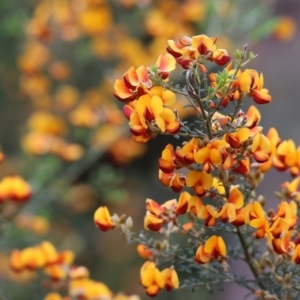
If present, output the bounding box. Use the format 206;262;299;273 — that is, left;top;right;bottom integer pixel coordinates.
0;0;299;299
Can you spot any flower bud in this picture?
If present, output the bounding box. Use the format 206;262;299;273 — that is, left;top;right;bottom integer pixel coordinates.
275;275;283;284
284;273;292;285
94;206;115;231
125;217;133;229
274;255;283;266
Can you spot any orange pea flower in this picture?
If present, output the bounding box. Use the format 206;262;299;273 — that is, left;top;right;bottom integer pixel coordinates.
140;262;164;297
94;206;115;231
44;264;67;280
273;139;300;176
251;133;271;163
69;278;113;299
175;191;190;215
44;293;63;300
186;170;213;196
271;201;297;231
234;157;250;175
129;93;180;138
156;53;176;79
159;170;186;193
195;235;227;264
19;246;46;270
0;176;32;202
159;144;177;173
258;127;280;173
129;112;152;143
194;139;228;171
187;195;204;216
69;266;90;279
281;177;300;198
197;205;217;227
149;86;176;106
175;137;200;164
204;187;245;226
224;127;250;149
114;66;150;102
144;193;190;231
9;250;25;272
272;231;295;255
248;201;270;239
293;245;300;264
144;211;163;231
238;69;272;104
161;267;179;291
220;187;244;222
28;111;66;136
137;244;154;260
245;105;261;129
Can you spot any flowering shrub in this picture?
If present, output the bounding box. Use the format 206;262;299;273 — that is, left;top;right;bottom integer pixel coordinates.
93;34;300;300
3;0;299;299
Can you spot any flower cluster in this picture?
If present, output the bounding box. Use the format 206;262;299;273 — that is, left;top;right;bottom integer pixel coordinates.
9;242;139;300
140;261;179;296
94;32;300;300
9;241;74;277
114;54;181;142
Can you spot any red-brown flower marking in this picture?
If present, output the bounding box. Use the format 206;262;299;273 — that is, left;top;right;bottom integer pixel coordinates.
161;266;179;291
175;191;190;215
224;127;250;149
233;157;250;175
158;170;186;193
195;235;227;264
272;231;295;255
251;133;271;163
245;105;261;129
94;206;115;231
140;262;164;297
175;138;200;164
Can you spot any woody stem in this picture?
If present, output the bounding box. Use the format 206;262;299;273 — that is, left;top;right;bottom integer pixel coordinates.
236;227;264;290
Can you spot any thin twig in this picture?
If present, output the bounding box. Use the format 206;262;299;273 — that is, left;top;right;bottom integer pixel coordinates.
236;227;264;290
